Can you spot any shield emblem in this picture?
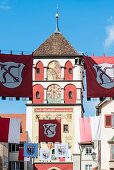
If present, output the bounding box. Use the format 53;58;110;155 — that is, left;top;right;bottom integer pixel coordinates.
0;61;25;88
43;123;57;138
27;146;35;155
93;63;114;89
57;146;66;155
43;152;49;159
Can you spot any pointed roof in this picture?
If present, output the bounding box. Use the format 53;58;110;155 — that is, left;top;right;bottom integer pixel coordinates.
33;32;80;57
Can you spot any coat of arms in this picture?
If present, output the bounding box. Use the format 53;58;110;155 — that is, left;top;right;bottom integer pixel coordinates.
43;123;57;138
93;63;114;89
0;61;25;88
27;145;35;155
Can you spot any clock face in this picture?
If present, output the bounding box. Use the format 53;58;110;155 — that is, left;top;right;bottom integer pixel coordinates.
47;84;61;103
47;61;61;80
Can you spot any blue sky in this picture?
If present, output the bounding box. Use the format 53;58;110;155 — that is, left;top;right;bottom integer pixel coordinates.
0;0;114;115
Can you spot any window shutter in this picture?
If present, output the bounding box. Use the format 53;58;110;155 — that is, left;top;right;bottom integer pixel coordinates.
105;114;112;127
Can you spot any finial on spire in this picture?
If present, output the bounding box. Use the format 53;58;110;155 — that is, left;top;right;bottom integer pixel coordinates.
55;4;60;33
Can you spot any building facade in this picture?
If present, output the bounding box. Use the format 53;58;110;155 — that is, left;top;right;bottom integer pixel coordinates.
96;98;114;170
26;23;85;170
0;114;28;170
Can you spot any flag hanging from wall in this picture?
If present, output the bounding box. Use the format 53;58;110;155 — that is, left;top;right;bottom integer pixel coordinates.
55;143;69;158
79;116;101;142
0;53;33;97
84;55;114;98
24;143;38;158
0;117;20;143
39;119;61;142
40;149;51;161
18;148;30;161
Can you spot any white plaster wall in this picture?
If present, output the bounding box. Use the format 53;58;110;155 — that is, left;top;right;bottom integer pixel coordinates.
81;142;98;170
100;100;114;170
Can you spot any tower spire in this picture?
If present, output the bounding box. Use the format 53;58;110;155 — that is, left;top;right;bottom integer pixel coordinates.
55;4;60;33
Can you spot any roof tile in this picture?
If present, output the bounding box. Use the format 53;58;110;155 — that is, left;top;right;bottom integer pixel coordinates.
33;32;80;57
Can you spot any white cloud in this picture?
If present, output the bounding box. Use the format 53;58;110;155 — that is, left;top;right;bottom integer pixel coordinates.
104;24;114;48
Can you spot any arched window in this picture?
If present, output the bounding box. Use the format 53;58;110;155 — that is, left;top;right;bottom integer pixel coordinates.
35;61;44;80
36;91;39;99
33;84;44;104
69;91;72;99
64;84;77;103
69;68;72;74
65;61;73;80
37;68;40;74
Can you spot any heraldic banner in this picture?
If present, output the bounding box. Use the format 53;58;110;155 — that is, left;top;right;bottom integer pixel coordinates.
84;55;114;98
55;143;69;158
40;149;51;161
39;119;61;142
0;54;33;97
24;143;38;158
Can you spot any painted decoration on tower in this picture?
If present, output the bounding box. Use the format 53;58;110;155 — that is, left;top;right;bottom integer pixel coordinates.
0;53;33;97
55;143;69;158
40;149;51;161
47;61;61;80
84;55;114;97
24;143;38;158
39;119;61;142
47;84;61;103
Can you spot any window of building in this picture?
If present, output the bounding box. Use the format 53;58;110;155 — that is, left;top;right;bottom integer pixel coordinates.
63;124;69;133
85;147;92;154
69;68;72;74
12;144;16;152
69;91;72;99
105;114;114;128
9;144;23;152
37;68;40;74
9;162;24;170
85;165;92;170
36;91;40;99
111;145;114;160
105;114;112;128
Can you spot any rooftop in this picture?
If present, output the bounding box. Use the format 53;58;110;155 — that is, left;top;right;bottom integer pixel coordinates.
33;32;80;57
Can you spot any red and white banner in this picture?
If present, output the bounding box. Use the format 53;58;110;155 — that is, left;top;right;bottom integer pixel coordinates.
0;54;33;97
84;55;114;97
39;119;61;142
0;117;20;143
79;116;101;142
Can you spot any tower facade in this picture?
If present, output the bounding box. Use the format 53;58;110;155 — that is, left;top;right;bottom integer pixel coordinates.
26;29;84;170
